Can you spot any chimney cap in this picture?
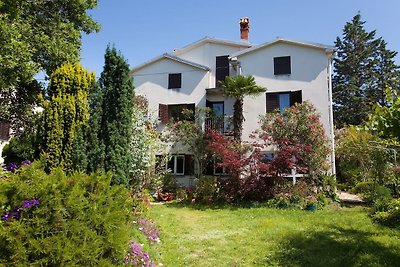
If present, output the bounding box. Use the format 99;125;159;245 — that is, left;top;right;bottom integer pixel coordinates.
240;17;250;24
240;17;250;41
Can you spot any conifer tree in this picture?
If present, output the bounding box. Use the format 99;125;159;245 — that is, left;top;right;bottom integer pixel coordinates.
96;46;134;185
333;13;379;127
43;63;95;172
333;13;400;127
372;39;400;106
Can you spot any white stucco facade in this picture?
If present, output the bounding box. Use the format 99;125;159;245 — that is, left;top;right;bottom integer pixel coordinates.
131;37;335;182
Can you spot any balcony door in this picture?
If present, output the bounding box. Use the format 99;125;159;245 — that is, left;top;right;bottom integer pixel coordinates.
206;101;225;133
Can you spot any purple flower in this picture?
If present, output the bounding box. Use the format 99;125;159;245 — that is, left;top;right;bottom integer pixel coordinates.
21;160;32;167
23;200;33;209
6;163;18;172
33;198;40;206
1;212;11;221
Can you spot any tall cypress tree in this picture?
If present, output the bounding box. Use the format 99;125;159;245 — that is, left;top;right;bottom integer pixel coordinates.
96;46;134;185
333;13;400;127
43;63;94;172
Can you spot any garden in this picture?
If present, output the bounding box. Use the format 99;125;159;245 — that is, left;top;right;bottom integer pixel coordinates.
1;3;400;266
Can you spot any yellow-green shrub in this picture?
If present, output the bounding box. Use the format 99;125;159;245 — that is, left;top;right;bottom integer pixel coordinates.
0;161;135;266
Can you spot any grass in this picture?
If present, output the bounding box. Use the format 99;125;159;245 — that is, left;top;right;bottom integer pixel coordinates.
148;203;400;266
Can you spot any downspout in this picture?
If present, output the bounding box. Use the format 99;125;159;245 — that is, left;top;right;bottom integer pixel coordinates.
327;53;336;176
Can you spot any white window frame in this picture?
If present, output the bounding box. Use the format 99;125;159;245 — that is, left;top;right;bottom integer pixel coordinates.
166;154;185;175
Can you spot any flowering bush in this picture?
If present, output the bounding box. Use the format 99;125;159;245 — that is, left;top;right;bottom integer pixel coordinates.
124;241;156;267
1;197;39;221
204;102;331;203
137;218;160;244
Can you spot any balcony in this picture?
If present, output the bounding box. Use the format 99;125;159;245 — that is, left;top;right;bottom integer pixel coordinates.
205;115;233;136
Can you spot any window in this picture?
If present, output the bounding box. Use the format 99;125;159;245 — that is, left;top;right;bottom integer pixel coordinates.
159;103;195;123
266;90;302;113
166;155;185;175
213;158;227;175
261;153;275;163
215;55;229;87
274;56;291;75
168;73;181;89
0;120;10;141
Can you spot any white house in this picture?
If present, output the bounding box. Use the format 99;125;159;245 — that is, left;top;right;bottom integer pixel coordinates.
131;18;335;186
0;120;11;164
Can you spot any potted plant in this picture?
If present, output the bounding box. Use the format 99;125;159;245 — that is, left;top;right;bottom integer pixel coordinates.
304;195;318;211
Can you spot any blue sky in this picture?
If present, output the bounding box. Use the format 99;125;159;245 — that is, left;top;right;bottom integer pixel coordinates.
81;0;400;76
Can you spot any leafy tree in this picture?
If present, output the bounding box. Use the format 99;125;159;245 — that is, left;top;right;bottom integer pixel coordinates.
43;63;95;173
165;108;213;179
333;13;400;127
206;102;330;201
90;46;135;185
220;75;266;141
0;0;99;130
367;86;400;140
260;101;330;182
130;95;160;190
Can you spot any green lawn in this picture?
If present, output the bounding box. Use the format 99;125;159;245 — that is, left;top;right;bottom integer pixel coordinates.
148;204;400;267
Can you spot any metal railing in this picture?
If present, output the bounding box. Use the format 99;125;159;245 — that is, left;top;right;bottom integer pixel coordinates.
204;115;233;135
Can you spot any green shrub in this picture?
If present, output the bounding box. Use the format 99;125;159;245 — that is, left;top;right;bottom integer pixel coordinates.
195;176;221;204
371;198;400;228
0;161;135;266
351;181;392;203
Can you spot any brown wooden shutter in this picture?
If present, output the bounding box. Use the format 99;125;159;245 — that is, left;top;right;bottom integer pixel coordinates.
216;55;229;87
158;104;169;123
274;56;291;75
184;154;194;175
0;120;10;140
168;73;182;89
266;93;279;113
290;90;302;106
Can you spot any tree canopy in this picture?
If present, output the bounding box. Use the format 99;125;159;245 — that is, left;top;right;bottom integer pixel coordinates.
0;0;99;130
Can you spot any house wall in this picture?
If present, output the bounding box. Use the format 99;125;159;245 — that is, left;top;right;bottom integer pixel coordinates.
0;141;7;164
133;57;210;115
176;43;247;88
237;43;332;143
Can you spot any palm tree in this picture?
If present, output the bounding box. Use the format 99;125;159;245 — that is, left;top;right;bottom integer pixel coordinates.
220;75;266;141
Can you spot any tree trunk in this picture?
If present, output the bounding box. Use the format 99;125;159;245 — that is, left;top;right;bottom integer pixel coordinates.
233;97;244;142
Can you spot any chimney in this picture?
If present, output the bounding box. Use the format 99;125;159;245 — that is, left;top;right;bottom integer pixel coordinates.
240;17;250;41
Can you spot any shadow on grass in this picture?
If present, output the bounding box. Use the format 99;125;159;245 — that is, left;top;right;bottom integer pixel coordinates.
268;225;400;267
163;200;271;211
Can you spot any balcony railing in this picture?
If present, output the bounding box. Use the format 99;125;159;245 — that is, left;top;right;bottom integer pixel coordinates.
205;115;233;136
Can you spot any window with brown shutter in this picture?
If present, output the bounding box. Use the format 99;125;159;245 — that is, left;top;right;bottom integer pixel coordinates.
168;73;182;89
274;56;291;75
158;104;169;123
266;91;302;113
0;120;10;141
290;90;302;106
216;55;229;87
266;93;279;113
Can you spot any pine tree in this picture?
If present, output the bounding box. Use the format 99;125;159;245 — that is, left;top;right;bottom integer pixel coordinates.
333;13;400;127
333;13;379;127
43;63;94;172
96;46;134;185
372;39;400;106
